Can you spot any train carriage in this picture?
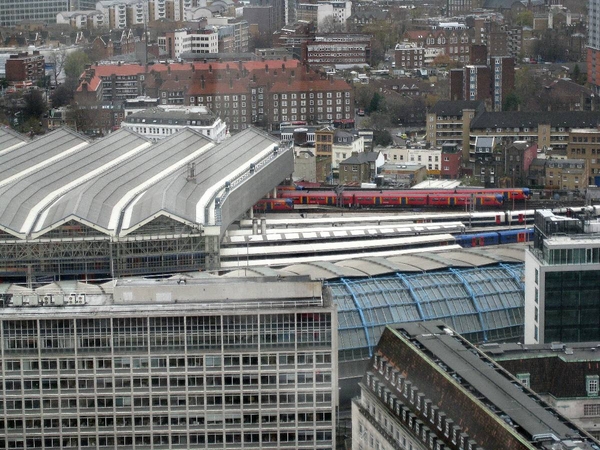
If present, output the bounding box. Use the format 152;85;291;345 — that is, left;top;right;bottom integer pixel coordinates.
455;232;500;248
279;190;337;205
253;198;294;212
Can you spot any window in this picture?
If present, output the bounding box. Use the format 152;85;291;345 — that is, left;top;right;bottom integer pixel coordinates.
584;404;600;416
588;376;599;397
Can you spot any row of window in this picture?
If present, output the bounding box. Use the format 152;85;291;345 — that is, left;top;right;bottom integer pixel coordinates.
0;430;333;449
0;391;333;411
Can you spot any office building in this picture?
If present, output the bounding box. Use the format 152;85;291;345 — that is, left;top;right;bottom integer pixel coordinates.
0;276;337;449
0;0;84;26
353;321;599;450
159;29;219;59
525;209;600;344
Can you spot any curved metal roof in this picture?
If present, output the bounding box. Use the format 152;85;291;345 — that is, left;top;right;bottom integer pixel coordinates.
121;127;279;233
33;128;214;236
0;126;284;239
222;246;526;364
0;127;28;156
330;263;524;363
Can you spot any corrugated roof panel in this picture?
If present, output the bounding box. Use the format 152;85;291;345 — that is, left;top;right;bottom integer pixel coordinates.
34;129;213;235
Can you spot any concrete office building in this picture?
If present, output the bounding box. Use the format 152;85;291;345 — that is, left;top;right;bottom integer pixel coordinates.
0;0;93;26
0;276;337;449
353;321;599;450
525;209;600;344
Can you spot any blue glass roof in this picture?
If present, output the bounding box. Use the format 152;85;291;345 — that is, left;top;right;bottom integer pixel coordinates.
326;263;524;363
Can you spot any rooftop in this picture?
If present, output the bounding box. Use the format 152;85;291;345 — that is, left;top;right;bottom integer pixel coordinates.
122;106;219;124
0;126;285;239
429;100;484;116
471;111;600;130
384;321;599;449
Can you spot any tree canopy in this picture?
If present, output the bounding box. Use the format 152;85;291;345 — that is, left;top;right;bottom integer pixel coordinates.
64;51;90;80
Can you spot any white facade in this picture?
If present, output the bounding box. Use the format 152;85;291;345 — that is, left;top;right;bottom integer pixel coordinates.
121;106;228;142
380;147;410;164
0;277;338;450
95;0;148;29
157;29;218;58
56;10;105;29
332;136;364;169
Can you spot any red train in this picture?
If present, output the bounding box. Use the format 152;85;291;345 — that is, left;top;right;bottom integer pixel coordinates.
253;198;294;212
277;189;506;208
450;188;530;201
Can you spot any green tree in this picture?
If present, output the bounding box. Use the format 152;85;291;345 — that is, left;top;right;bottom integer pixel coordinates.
64;50;90;80
373;129;392;147
514;11;533;27
502;92;520;111
23;90;47;121
514;66;542;111
571;64;587;85
50;84;75;108
368;92;383;113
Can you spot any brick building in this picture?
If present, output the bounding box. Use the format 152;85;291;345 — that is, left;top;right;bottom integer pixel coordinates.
303;35;371;67
450;56;514;111
544;158;587;190
5;51;45;84
440;143;462;179
352;321;599;450
338;151;381;184
394;43;424;69
483;342;600;441
76;61;354;133
469;111;600;157
426;100;485;162
568;128;600;186
402;28;472;64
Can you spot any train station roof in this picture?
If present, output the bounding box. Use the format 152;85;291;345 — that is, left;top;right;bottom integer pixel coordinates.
0;126;290;239
223;245;526;361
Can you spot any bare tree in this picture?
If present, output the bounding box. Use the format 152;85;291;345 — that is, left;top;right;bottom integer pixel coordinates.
319;15;345;33
48;48;67;87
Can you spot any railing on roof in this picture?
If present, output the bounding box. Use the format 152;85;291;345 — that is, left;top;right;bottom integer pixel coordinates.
205;140;293;226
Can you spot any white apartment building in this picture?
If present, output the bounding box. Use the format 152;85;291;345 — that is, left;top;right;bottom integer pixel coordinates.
121;106;227;142
56;10;105;29
0;276;338;450
380;147;441;175
158;29;219;59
